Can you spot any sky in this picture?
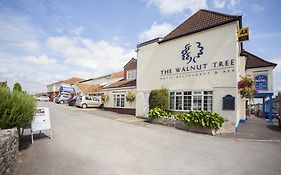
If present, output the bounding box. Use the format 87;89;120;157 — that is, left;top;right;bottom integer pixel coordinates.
0;0;280;94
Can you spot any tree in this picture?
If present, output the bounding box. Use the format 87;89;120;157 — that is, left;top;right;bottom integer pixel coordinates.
0;81;9;90
13;82;22;92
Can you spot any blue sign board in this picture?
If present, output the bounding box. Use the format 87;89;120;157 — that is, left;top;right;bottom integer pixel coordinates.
59;86;74;93
255;75;268;91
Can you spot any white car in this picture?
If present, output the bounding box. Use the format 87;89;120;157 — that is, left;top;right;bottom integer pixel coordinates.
36;96;50;102
76;95;102;108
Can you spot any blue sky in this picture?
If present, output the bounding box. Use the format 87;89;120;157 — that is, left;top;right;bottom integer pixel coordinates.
0;0;280;94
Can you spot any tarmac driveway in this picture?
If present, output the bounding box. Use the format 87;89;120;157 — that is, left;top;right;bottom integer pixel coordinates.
14;102;281;175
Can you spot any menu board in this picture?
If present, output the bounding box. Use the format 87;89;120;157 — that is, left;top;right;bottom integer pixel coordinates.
31;107;51;132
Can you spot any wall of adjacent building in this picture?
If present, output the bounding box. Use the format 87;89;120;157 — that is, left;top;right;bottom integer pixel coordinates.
103;87;136;109
136;21;243;126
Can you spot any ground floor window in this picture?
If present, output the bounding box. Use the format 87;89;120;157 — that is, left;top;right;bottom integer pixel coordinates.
170;91;212;111
113;94;125;108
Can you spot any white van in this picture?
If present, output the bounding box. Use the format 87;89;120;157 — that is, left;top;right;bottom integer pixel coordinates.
76;95;102;108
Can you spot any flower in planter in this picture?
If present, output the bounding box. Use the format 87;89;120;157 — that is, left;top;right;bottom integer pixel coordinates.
238;75;256;100
101;94;109;102
126;91;135;102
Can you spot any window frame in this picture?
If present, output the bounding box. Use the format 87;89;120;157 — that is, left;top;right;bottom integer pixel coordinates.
127;69;137;80
169;90;213;112
113;93;125;108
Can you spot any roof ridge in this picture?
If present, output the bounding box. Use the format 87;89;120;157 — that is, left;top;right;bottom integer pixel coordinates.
159;9;241;43
199;9;241;18
244;50;277;66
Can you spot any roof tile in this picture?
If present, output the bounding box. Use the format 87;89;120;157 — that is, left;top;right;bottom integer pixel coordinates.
160;9;241;43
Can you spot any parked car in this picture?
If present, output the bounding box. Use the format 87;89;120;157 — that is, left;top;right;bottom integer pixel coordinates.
68;96;77;106
36;95;49;102
56;94;71;104
76;95;102;108
53;96;58;102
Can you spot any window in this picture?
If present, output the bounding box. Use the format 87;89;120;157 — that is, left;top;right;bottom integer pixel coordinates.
113;94;125;107
127;69;137;80
169;91;212;112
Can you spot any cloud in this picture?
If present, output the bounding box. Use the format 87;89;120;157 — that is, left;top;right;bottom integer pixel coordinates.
252;4;265;13
23;55;57;65
46;36;136;76
213;0;226;8
68;26;85;35
139;22;174;41
0;13;41;53
147;0;208;15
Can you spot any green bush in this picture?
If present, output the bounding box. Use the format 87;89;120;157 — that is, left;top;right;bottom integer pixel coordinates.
0;87;36;130
149;88;169;110
148;108;224;129
147;107;170;121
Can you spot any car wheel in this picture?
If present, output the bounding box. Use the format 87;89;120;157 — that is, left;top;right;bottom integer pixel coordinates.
82;104;87;109
59;100;64;104
278;119;281;127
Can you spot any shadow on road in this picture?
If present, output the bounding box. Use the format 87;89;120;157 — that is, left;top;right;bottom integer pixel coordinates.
19;133;49;151
266;125;281;133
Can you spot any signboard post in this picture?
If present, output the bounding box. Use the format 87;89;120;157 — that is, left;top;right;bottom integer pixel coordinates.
31;107;52;143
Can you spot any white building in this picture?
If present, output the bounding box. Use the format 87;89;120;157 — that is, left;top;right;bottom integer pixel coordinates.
136;9;277;130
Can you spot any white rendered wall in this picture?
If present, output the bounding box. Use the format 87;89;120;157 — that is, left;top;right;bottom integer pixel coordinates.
137;21;243;125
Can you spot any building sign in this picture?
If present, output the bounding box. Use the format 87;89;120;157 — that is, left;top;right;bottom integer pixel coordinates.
31;107;52;143
223;95;235;110
59;85;74;93
237;27;249;42
181;42;204;64
160;42;236;80
255;74;268;91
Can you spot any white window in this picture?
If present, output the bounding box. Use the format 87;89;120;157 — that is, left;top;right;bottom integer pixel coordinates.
113;94;125;108
170;91;212;112
127;69;137;80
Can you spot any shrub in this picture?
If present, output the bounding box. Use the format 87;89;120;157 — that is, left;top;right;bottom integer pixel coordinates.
126;90;135;102
0;87;36;130
148;107;170;121
148;108;224;129
149;88;169;110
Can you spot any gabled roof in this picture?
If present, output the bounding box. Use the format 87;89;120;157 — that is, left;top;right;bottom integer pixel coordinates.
75;83;102;94
48;77;83;86
242;51;277;69
63;77;84;85
108;70;124;79
160;9;241;43
104;79;136;89
123;58;137;68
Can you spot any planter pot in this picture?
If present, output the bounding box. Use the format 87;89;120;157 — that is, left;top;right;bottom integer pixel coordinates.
151;118;219;135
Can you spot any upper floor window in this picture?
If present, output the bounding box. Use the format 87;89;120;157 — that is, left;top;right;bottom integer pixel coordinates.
127;69;137;80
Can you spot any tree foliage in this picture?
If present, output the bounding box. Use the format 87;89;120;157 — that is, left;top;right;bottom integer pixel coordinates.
13;82;22;92
0;87;36;130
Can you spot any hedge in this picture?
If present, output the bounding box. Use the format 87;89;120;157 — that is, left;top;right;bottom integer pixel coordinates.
148;107;224;129
149;88;169;110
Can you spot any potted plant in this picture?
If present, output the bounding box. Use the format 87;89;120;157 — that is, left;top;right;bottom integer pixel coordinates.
126;91;135;102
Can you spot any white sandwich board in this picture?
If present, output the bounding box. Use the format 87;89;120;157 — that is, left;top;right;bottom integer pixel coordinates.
31;107;52;143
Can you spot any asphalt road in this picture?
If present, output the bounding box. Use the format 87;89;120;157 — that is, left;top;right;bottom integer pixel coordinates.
14;102;281;175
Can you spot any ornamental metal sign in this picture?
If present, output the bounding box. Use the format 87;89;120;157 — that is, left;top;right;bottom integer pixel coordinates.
255;74;268;91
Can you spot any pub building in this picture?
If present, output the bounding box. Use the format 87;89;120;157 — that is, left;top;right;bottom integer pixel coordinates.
136;9;277;130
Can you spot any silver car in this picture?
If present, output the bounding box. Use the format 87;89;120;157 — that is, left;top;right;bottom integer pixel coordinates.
76;95;102;108
56;94;71;104
36;95;49;102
